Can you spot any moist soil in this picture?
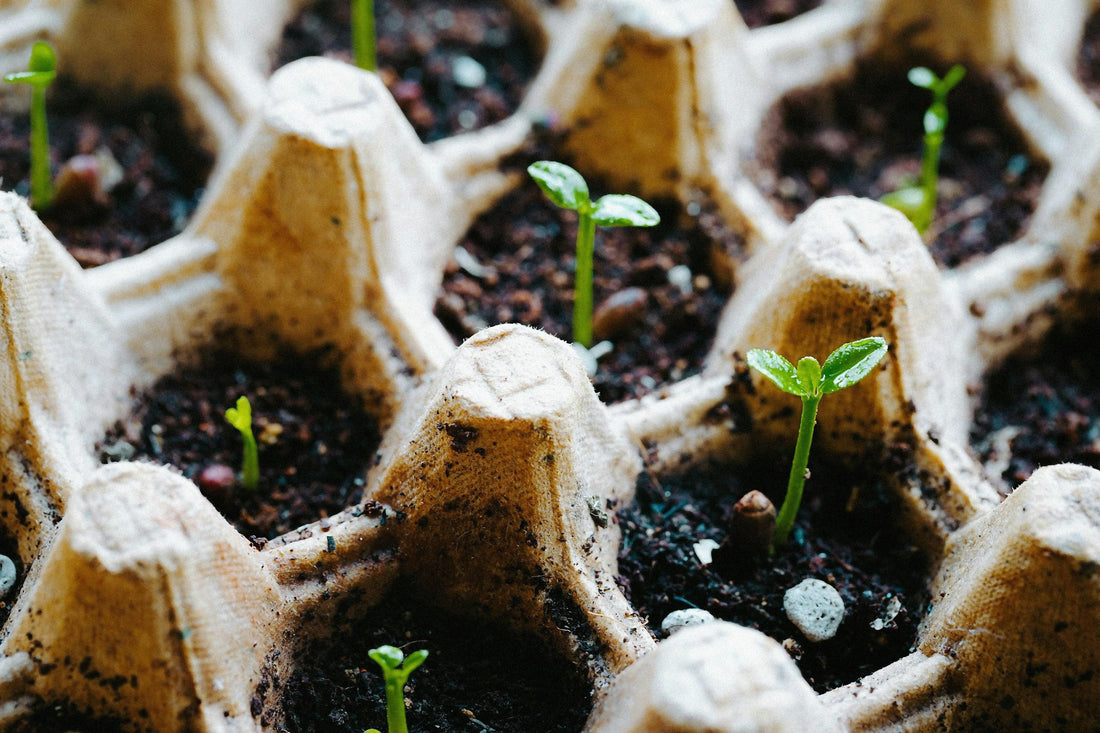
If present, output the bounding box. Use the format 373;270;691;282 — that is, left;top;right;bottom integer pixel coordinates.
100;346;381;544
1077;9;1100;108
735;0;823;29
274;0;540;143
748;60;1048;268
434;176;741;404
0;79;212;268
616;451;930;693
971;317;1100;493
278;581;591;732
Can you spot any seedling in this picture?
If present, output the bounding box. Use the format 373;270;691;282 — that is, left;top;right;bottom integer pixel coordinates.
527;161;660;348
881;65;965;234
364;645;428;733
746;336;888;551
224;396;259;490
3;41;57;210
352;0;376;71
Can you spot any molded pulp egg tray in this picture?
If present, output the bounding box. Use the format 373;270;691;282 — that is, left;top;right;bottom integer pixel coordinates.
0;0;1097;730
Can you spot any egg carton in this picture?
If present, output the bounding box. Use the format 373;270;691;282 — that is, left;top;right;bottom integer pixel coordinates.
0;0;1097;730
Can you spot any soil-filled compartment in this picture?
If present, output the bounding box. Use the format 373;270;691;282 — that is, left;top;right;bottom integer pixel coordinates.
434;168;742;404
0;79;213;268
277;580;593;732
274;0;542;143
746;58;1049;269
100;344;382;544
616;447;931;693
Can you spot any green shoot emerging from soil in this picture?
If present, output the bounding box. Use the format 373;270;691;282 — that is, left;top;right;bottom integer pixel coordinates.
224;396;259;490
352;0;376;71
881;64;965;234
527;161;660;348
747;336;888;551
3;41;57;210
364;645;428;733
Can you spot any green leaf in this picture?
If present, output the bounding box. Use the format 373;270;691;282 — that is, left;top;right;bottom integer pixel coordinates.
796;356;822;395
907;67;936;89
591;194;660;227
941;64;966;93
401;649;428;674
224;396;252;433
368;645;405;670
746;349;805;396
527;161;589;211
820;337;888;394
881;185;930;229
29;41;56;74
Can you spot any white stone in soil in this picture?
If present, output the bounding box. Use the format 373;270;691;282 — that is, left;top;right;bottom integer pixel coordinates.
661;608;715;635
0;554;15;597
784;578;845;642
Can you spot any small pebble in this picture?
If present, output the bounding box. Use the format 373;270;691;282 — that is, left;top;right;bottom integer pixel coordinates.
592;287;647;341
197;464;236;505
783;578;845;642
667;264;693;295
692;538;720;565
660;608;715;635
0;554;16;598
452;55;487;88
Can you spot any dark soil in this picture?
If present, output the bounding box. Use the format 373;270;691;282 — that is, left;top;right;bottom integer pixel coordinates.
616;451;930;693
1077;10;1100;107
736;0;823;28
0;531;23;631
434;177;741;404
0;79;212;268
99;346;381;544
278;582;592;732
971;318;1100;493
274;0;540;143
748;60;1048;268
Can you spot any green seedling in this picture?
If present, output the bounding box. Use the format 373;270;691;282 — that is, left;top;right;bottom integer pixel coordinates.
881;64;965;234
364;645;428;733
352;0;376;71
224;396;259;490
3;41;57;210
527;161;660;348
746;336;888;551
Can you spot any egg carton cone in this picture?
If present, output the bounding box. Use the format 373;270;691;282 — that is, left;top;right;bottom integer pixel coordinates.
0;0;1096;730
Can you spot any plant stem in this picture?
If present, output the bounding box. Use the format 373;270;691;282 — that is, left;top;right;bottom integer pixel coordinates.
29;84;51;210
573;209;595;347
773;394;820;548
384;673;409;733
352;0;376;71
241;429;259;490
919;128;943;225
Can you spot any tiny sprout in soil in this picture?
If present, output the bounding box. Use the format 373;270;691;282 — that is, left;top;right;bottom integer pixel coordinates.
527;160;660;348
364;644;428;733
3;41;57;210
880;65;965;234
352;0;376;71
747;336;888;551
224;395;259;490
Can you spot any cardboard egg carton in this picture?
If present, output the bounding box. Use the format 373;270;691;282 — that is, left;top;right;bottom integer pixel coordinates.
0;0;1097;730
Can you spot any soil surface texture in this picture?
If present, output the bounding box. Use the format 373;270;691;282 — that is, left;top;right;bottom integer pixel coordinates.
278;583;592;732
435;175;740;404
616;452;929;693
1077;9;1100;108
0;80;212;268
736;0;823;28
971;317;1100;493
748;60;1048;268
274;0;539;142
100;346;381;544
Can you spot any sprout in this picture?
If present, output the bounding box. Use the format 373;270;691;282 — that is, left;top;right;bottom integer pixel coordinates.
352;0;376;71
224;396;259;490
4;41;58;210
881;65;965;234
364;645;428;733
527;161;660;348
746;337;888;550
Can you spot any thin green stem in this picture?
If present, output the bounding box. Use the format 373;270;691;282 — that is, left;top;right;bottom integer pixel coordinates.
773;394;820;548
29;85;51;209
352;0;376;71
240;429;259;490
573;209;596;347
384;673;409;733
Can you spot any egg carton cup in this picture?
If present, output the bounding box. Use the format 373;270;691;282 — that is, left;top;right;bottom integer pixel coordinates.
0;0;1097;730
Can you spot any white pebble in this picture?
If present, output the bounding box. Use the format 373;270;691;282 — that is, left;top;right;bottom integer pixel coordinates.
692;538;720;565
783;578;844;642
661;608;715;635
667;264;693;295
452;56;487;88
0;554;16;597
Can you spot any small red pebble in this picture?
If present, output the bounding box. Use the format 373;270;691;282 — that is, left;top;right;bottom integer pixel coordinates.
197;464;236;504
